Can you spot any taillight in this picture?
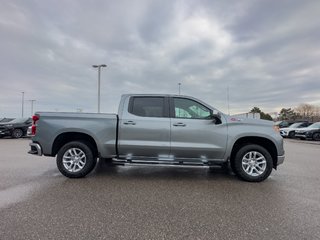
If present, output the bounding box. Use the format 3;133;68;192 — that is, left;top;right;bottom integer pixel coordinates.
31;115;40;135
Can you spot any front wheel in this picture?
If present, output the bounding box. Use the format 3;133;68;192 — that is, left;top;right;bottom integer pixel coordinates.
233;144;273;182
56;141;97;178
288;131;295;138
312;133;320;141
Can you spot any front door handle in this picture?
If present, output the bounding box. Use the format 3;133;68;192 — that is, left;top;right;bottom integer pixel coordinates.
173;122;186;127
123;121;136;125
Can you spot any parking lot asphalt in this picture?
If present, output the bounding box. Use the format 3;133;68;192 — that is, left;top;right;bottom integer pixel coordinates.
0;138;320;240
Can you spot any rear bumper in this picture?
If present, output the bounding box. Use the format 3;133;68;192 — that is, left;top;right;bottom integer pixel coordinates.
28;142;42;156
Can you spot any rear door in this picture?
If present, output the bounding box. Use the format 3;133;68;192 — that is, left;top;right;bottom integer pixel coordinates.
118;96;171;159
170;97;228;161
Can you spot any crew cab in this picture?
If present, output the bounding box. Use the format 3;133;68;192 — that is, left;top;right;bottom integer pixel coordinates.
28;94;284;182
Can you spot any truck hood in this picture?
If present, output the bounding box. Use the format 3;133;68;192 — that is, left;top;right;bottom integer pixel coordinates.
280;127;301;131
225;115;273;127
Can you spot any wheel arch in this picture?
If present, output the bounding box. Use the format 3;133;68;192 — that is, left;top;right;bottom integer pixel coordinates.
230;137;278;169
52;132;98;158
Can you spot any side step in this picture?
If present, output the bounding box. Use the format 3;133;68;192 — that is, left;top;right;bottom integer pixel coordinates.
111;159;225;167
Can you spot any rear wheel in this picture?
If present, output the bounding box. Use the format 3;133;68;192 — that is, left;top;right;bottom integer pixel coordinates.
11;129;23;138
56;141;97;178
312;133;320;141
233;144;273;182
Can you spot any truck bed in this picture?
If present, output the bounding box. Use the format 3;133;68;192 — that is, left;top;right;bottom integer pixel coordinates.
32;112;118;158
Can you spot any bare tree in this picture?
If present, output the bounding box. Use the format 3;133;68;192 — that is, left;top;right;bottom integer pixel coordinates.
295;103;317;121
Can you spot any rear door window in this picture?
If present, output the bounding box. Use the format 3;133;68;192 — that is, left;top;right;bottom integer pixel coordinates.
129;97;167;118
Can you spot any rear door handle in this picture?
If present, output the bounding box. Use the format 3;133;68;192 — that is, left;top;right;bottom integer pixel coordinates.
123;121;136;125
173;122;186;127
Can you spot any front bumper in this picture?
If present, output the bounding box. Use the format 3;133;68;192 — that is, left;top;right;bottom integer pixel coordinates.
305;132;314;139
28;142;42;156
0;129;11;136
277;155;285;165
279;131;288;137
295;133;307;139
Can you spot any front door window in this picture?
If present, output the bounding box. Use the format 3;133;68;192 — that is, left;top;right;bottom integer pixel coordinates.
174;98;211;119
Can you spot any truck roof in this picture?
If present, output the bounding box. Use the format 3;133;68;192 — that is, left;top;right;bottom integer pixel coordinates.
120;94;223;114
121;94;193;98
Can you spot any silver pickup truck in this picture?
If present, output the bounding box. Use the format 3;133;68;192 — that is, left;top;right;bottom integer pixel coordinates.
29;94;284;182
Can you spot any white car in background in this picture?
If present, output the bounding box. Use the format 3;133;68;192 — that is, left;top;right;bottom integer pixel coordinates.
280;122;311;138
27;126;32;137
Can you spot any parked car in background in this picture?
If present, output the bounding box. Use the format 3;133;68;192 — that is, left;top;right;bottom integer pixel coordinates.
274;120;293;129
295;122;320;141
0;118;32;138
280;122;311;138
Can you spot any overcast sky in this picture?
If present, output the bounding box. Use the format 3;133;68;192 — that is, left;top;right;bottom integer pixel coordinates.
0;0;319;118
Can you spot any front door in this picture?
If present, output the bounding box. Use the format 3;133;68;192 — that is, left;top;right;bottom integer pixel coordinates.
170;97;228;161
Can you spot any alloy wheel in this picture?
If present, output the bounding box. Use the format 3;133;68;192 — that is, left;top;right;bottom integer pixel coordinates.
62;148;87;173
241;151;267;177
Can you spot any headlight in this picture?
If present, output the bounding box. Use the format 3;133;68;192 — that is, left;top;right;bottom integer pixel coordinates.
273;125;280;132
4;124;13;127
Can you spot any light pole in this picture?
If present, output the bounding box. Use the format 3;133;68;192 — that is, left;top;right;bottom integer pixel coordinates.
92;64;107;113
29;100;36;116
227;86;230;116
21;92;25;117
178;83;181;95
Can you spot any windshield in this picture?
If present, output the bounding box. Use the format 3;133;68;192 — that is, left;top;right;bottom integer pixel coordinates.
307;122;320;128
7;118;30;124
288;123;302;128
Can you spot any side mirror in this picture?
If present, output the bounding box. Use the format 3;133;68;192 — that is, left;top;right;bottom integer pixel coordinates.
210;112;222;124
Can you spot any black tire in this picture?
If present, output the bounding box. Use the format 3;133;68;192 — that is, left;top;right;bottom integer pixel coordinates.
56;141;97;178
312;133;320;141
288;131;295;138
233;144;273;182
11;129;23;138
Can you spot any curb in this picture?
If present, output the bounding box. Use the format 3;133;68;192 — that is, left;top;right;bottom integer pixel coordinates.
284;138;320;145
